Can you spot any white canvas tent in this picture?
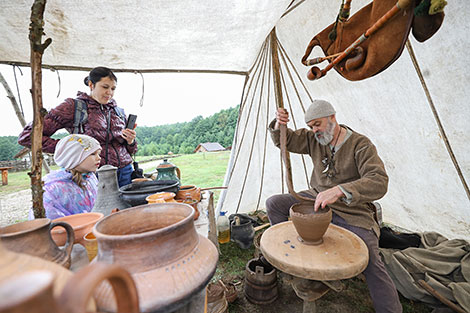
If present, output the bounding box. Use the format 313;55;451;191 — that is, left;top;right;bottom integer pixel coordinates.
1;0;469;240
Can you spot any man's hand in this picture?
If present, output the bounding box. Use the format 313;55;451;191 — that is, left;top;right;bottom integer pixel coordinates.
314;186;344;211
275;108;289;130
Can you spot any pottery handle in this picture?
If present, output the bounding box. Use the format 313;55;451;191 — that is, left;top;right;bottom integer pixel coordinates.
176;167;181;180
50;221;75;266
56;262;140;313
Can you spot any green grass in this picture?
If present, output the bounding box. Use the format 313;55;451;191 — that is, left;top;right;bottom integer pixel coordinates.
1;152;231;198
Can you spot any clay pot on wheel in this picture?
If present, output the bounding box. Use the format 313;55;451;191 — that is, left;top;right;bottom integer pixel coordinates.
289;202;332;245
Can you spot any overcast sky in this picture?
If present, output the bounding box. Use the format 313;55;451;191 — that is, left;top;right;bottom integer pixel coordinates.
0;64;245;136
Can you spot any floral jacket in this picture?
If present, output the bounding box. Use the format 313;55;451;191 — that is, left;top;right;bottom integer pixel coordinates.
42;169;98;219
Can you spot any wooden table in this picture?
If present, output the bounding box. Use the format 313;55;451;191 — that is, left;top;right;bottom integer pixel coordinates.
260;221;369;313
0;167;12;186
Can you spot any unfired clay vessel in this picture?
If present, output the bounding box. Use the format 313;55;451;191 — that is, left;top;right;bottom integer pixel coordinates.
289;202;332;245
51;212;103;247
0;219;74;268
92;202;218;313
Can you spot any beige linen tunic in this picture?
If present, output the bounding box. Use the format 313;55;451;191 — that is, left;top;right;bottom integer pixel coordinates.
269;120;388;236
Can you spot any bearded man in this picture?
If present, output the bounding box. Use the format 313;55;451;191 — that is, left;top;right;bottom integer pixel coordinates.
266;99;402;313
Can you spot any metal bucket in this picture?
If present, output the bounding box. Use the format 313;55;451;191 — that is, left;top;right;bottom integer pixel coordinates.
244;257;278;304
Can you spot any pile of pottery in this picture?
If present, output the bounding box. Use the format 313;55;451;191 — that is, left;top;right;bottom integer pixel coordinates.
92;202;218;312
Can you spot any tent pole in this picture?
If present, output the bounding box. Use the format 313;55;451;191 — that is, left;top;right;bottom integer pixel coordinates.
29;0;52;218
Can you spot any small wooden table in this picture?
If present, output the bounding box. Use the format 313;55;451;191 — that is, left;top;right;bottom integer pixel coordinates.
260;221;369;313
0;167;12;186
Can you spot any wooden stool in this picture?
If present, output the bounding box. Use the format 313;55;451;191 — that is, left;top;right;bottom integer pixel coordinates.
0;167;12;186
260;221;369;313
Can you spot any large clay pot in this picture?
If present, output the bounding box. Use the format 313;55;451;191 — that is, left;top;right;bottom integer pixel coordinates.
119;180;180;206
289;202;332;245
93;165;131;216
51;212;104;247
175;185;201;202
92;203;219;313
0;219;74;268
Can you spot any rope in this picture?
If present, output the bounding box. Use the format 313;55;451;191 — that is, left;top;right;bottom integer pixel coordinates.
12;65;25;118
255;43;273;211
406;40;470;202
277;44;311;186
235;38;270;214
136;71;145;107
227;40;269;182
53;67;61;98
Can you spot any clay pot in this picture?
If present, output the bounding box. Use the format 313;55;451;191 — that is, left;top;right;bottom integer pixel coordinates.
0;219;74;268
176;199;200;220
289;202;332;245
175;185;201;202
51;212;104;247
0;263;139;313
92;203;218;313
119;180;180;206
0;271;59;313
83;231;98;261
0;241;73;298
145;192;176;203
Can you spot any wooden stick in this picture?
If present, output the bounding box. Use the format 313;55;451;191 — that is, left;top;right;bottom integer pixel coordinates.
418;280;466;313
200;186;227;191
206;191;219;252
254;223;270;232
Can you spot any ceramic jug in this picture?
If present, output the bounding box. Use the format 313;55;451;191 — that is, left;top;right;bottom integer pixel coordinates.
93;165;131;216
156;159;181;186
0;263;139;313
0;219;74;268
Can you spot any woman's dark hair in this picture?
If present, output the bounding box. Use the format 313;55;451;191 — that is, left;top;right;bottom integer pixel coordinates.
84;67;117;86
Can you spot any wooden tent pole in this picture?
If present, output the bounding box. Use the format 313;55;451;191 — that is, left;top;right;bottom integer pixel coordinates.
0;71;51;174
270;28;313;203
29;0;52;218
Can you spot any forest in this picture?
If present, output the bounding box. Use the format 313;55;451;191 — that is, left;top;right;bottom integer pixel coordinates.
0;105;239;161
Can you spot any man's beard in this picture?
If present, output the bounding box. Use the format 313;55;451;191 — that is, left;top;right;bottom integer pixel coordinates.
314;119;336;146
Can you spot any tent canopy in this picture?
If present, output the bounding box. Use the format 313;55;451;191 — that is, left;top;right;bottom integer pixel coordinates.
0;0;469;240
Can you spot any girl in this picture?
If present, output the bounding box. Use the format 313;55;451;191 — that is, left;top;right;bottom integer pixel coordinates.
42;134;101;219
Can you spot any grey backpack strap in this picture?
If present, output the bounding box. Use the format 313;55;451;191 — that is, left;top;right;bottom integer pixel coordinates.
73;99;88;134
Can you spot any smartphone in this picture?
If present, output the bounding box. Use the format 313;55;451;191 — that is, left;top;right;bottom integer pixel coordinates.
126;114;137;129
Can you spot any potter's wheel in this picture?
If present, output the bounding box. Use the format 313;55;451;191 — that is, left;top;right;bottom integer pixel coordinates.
260;221;368;281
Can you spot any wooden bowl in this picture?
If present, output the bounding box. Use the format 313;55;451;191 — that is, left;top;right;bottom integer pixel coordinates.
51;212;104;246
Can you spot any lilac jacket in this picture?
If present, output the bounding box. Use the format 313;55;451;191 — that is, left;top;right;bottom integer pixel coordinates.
42;169;98;219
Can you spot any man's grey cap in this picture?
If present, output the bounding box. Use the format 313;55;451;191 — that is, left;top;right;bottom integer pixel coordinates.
304;100;336;123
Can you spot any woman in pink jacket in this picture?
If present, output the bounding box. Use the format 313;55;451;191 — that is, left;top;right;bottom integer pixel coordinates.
18;67;137;187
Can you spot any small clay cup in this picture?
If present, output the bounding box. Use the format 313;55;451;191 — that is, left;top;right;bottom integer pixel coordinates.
0;219;74;268
289;202;332;245
51;212;104;247
83;231;98;261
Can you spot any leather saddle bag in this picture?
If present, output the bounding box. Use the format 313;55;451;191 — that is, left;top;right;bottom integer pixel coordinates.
302;0;416;81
